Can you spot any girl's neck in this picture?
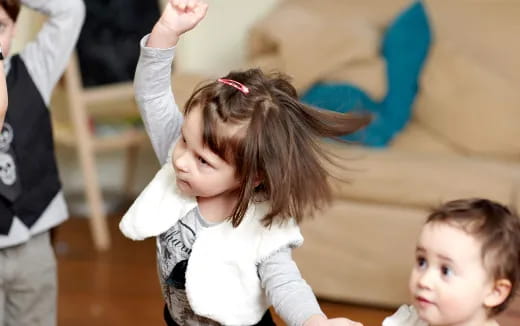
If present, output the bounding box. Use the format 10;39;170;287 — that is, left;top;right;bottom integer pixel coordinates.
196;191;240;223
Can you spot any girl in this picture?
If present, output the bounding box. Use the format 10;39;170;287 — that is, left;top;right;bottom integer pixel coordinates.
120;1;371;325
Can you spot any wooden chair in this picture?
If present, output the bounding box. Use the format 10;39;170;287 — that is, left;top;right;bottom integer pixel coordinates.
51;0;213;251
53;54;148;251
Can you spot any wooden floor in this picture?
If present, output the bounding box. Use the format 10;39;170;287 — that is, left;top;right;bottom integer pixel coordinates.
54;214;520;326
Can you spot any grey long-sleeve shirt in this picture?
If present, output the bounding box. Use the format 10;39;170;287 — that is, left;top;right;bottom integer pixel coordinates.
135;35;324;326
0;0;86;248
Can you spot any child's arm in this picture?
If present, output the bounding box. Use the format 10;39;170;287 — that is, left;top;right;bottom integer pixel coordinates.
134;0;208;164
0;53;7;127
260;248;363;326
19;0;85;106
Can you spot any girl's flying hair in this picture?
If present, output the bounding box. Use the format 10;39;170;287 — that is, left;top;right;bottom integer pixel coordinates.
184;68;371;227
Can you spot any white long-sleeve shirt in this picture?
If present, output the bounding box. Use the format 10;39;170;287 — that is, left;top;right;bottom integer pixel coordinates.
0;0;86;248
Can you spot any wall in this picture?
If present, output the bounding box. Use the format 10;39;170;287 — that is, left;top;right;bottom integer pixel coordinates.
172;0;280;76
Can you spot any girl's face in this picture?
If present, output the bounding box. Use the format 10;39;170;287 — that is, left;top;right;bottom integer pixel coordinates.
0;7;16;57
172;105;240;199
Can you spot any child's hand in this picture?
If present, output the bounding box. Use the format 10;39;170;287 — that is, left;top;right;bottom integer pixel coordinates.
161;0;208;36
304;315;363;326
148;0;208;48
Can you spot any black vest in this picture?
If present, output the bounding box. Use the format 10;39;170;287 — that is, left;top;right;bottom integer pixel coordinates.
0;55;61;235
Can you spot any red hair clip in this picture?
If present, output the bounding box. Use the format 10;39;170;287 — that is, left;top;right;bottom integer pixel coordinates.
217;78;250;95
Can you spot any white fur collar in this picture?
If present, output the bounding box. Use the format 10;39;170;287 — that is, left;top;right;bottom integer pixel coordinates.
119;163;197;240
119;162;304;325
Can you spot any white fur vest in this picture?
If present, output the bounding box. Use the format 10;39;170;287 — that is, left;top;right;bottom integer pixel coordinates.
119;163;303;325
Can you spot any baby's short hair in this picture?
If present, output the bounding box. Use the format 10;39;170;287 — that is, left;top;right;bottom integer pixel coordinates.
0;0;20;22
426;198;520;315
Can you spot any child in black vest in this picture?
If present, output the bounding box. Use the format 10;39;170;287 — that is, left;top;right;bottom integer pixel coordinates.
0;1;85;325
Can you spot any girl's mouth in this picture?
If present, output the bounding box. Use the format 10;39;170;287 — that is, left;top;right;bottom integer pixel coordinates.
176;177;190;187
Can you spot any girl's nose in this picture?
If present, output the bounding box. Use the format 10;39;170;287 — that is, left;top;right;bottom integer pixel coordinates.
173;152;190;173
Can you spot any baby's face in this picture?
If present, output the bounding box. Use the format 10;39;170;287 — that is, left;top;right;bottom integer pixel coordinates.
408;222;494;326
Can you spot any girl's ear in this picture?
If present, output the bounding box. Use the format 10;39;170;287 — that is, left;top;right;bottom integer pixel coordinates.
484;279;512;309
253;172;264;188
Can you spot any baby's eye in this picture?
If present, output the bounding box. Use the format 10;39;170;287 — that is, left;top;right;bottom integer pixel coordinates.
416;256;427;269
441;265;453;277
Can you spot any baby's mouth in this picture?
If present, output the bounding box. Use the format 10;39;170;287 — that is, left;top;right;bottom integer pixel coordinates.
415;295;434;307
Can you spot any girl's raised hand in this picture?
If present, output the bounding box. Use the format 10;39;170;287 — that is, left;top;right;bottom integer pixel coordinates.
161;0;208;37
148;0;208;48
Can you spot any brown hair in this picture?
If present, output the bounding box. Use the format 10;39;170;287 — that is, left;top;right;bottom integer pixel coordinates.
184;68;370;227
0;0;20;22
426;198;520;315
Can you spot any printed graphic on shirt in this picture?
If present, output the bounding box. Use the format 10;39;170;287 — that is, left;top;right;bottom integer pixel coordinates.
0;122;21;201
0;123;14;152
0;152;16;186
157;208;219;326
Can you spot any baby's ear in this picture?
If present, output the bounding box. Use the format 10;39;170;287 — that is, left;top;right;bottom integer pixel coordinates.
484;279;512;309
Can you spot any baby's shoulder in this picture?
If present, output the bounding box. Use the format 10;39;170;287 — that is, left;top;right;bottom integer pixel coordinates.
382;305;428;326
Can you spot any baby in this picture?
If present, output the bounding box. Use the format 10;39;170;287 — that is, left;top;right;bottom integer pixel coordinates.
384;198;520;326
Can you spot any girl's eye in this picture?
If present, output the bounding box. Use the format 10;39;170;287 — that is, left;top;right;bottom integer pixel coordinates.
416;256;427;269
441;265;453;277
198;156;208;165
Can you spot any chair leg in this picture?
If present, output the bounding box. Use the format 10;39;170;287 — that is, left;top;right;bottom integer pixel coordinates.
64;54;111;251
78;144;111;250
123;144;139;199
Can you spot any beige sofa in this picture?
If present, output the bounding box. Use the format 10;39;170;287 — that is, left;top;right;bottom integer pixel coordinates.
246;0;520;307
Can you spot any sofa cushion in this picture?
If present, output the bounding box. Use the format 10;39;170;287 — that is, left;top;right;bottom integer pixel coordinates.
413;43;520;158
413;0;520;158
246;0;417;94
247;0;382;93
323;142;520;208
390;121;459;155
294;200;427;306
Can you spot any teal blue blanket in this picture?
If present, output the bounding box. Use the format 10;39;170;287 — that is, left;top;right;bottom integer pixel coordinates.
301;1;431;147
